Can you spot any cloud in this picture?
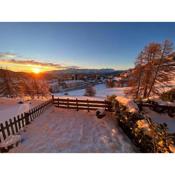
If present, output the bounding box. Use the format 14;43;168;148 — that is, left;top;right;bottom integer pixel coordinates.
0;52;79;70
0;52;17;59
0;58;65;69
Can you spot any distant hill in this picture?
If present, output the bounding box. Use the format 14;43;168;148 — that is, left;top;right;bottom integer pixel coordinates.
0;68;125;81
0;69;42;80
46;68;124;75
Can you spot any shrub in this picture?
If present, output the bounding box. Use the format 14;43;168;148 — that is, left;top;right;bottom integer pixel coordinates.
160;88;175;102
84;85;96;96
106;95;117;111
117;103;175;153
106;95;116;102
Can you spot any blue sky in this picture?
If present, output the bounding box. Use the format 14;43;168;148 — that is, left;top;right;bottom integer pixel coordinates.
0;22;175;70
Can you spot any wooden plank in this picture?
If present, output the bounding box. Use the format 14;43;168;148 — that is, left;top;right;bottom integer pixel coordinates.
57;97;59;107
54;98;109;104
9;119;15;135
76;98;78;111
17;115;21;129
14;117;19;133
67;98;69;108
21;113;25;127
55;103;108;108
87;99;89;112
55;106;106;111
5;121;10;136
137;102;175;109
0;123;6;140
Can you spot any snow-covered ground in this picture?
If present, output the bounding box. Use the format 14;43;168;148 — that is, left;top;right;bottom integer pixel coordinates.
143;107;175;133
9;106;137;153
54;84;127;100
0;97;47;124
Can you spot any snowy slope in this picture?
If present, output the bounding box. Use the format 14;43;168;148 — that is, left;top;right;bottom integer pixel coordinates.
54;84;127;100
10;107;136;153
0;98;47;124
143;107;175;133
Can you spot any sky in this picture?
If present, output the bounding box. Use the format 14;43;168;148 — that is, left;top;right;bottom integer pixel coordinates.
0;22;175;73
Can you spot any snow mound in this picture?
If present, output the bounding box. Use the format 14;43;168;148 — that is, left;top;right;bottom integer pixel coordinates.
0;135;21;149
115;96;139;113
17;103;30;114
169;144;175;153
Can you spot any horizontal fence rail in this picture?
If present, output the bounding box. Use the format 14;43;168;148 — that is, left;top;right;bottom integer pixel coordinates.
0;99;52;143
136;101;175;112
52;96;112;112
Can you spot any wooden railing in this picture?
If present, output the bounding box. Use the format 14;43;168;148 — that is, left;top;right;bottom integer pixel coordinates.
136;101;175;114
0;99;52;143
52;96;112;112
137;102;175;112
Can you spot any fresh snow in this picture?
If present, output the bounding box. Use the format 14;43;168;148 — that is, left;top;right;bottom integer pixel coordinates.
116;96;139;113
0;98;47;124
9;107;136;153
143;107;175;133
0;135;21;149
54;84;127;100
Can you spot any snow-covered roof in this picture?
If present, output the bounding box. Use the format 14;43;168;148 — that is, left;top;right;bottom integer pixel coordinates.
64;80;85;84
113;77;121;81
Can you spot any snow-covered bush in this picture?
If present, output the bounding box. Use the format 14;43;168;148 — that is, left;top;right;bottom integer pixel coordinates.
116;98;175;153
115;96;139;113
84;85;96;96
106;95;117;111
160;88;175;102
107;95;116;102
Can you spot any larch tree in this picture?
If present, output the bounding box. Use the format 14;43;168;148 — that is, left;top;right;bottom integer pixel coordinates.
126;40;175;99
126;51;145;98
147;40;174;97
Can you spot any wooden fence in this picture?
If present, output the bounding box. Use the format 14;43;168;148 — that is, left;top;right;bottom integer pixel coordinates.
52;96;112;112
0;99;52;143
136;101;175;116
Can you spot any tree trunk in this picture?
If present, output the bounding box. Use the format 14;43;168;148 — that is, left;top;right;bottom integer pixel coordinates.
147;47;166;98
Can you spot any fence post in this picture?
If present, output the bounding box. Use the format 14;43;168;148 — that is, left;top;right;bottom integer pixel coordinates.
58;97;59;107
76;98;78;111
9;119;15;135
5;121;10;136
87;99;89;112
67;98;69;108
24;112;30;125
0;123;6;140
52;95;54;103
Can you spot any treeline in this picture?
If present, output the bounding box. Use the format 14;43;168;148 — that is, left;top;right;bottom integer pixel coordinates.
0;69;50;98
126;40;175;99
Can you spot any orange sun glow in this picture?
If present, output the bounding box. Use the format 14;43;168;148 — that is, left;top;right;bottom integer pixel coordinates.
32;67;41;74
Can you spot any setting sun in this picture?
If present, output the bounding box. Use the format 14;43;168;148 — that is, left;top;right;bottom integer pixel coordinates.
32;67;41;74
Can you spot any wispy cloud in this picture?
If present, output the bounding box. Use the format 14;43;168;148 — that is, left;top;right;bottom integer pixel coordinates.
0;52;79;70
0;52;17;59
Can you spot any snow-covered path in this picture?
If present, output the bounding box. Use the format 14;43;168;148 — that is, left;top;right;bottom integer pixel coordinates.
54;84;127;100
10;107;136;153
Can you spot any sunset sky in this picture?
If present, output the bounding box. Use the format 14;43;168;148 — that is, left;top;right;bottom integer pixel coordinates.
1;22;175;73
